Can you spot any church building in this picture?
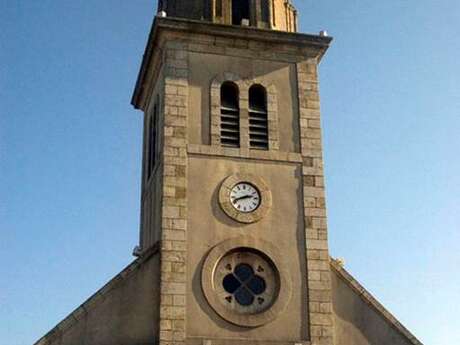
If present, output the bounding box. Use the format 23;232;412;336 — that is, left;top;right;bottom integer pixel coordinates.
35;1;424;345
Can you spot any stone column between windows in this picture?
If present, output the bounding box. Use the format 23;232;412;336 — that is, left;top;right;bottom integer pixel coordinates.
254;0;261;27
158;41;189;345
222;0;232;25
297;60;335;345
239;83;250;152
266;84;279;151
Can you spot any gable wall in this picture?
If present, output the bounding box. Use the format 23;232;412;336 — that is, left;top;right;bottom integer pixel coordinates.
38;254;160;345
332;268;416;345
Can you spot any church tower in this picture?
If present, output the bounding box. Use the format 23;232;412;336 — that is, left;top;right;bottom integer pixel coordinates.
132;1;335;344
35;2;425;345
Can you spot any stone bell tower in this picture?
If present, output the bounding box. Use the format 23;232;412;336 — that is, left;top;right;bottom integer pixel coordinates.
132;0;335;344
34;1;425;345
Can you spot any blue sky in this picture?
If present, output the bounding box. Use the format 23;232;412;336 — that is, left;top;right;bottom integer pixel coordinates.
1;1;459;344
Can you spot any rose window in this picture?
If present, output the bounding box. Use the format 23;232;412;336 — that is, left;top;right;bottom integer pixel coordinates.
223;263;267;306
212;249;279;315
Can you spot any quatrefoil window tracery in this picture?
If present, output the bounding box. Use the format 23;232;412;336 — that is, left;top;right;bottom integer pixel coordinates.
222;263;267;306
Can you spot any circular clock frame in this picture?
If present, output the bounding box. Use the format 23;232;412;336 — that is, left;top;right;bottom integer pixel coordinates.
219;173;272;224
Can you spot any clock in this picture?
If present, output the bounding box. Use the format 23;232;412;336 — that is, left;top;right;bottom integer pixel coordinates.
219;174;272;224
230;183;261;213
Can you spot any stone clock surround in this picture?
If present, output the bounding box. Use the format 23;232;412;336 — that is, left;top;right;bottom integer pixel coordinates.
218;173;272;223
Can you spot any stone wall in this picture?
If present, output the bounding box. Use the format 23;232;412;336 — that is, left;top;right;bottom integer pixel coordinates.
135;17;332;345
157;40;190;345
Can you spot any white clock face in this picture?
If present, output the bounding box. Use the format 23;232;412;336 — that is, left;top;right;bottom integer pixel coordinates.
230;183;261;213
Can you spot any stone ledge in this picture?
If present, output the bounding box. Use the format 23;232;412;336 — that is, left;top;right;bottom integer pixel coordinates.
34;243;160;345
156;17;332;48
330;259;424;345
187;144;302;163
187;337;311;345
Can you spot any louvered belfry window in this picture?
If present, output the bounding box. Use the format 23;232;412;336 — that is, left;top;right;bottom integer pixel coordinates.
261;0;270;23
232;0;251;25
249;85;269;150
220;82;240;148
147;103;158;180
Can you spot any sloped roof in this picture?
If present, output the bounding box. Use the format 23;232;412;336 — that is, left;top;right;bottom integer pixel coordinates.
34;245;159;345
330;259;424;345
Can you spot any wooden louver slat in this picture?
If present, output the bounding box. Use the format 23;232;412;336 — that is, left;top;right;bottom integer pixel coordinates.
249;85;269;150
220;82;240;148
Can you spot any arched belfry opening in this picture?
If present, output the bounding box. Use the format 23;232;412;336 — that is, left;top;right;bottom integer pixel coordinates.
155;0;297;32
232;0;250;25
261;0;270;23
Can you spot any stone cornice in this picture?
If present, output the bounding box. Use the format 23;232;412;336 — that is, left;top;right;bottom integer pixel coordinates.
131;16;332;110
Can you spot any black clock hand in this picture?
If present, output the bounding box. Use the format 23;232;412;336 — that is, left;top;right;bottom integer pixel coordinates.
233;195;253;202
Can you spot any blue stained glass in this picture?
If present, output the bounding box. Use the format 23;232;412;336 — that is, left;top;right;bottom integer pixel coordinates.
223;274;241;294
235;287;254;306
247;276;266;295
234;264;253;282
221;262;269;307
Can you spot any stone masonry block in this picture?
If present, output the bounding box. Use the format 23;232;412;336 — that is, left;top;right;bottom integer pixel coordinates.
310;313;333;326
310;326;323;337
160;320;172;330
160;306;185;320
309;290;332;303
162;251;186;263
309;280;332;291
306;229;319;240
163;230;186;241
308;271;321;281
307;259;330;271
320;303;332;314
161;282;186;294
308;239;329;251
305;208;327;217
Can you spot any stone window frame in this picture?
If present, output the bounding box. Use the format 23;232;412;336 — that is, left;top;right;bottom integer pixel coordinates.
201;236;292;328
210;72;279;151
